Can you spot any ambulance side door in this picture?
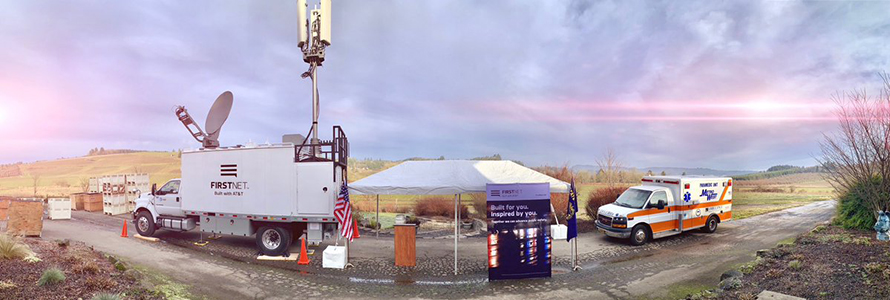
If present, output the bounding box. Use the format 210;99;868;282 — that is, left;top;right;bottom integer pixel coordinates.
647;190;676;235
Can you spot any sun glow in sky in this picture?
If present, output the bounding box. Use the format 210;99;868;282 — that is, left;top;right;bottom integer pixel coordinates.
1;1;889;170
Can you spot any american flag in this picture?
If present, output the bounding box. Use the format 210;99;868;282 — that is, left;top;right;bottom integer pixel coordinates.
334;183;354;241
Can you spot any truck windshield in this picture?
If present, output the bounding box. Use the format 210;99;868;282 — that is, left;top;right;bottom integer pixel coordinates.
615;189;652;209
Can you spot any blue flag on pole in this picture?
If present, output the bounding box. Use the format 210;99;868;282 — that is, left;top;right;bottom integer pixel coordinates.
566;178;578;241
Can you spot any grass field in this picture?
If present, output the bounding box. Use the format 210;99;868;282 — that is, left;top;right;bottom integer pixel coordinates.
1;153;834;221
0;152;181;197
732;173;833;219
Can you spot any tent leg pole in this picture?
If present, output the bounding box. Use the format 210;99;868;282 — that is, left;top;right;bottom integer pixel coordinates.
454;194;459;275
376;194;380;239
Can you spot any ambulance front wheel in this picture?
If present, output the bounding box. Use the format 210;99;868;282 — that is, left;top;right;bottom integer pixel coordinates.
702;215;719;233
630;225;650;246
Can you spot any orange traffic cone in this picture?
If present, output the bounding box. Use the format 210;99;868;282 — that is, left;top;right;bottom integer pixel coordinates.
353;220;361;239
120;220;128;238
297;237;310;265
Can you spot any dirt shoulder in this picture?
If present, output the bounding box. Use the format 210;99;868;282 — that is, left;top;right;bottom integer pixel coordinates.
691;224;890;300
0;237;164;300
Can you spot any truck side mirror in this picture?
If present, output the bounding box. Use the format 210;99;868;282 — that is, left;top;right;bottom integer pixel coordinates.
151;183;157;196
656;200;666;210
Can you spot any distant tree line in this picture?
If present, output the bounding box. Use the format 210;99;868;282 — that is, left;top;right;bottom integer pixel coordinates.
86;148;147;156
735;165;824;181
0;163;22;178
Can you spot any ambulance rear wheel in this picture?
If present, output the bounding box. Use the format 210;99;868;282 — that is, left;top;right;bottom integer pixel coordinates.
135;211;156;237
702;215;719;233
630;225;650;246
256;226;292;256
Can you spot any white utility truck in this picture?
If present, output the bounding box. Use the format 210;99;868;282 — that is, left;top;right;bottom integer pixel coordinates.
595;176;733;246
133;0;346;256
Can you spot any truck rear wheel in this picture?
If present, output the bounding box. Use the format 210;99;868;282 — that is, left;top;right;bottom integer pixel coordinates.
630;225;649;246
702;215;719;233
135;211;156;237
256;226;292;256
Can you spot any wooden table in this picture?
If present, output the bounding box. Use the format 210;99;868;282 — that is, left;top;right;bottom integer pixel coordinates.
394;224;417;267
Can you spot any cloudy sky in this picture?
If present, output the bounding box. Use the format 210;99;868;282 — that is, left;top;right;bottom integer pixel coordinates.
1;0;889;170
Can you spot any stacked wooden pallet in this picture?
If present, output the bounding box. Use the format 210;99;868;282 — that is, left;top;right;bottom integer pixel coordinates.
47;198;71;220
88;177;100;193
0;196;11;220
102;175;128;215
7;198;44;236
69;193;103;211
125;173;150;212
93;173;150;215
84;193;103;212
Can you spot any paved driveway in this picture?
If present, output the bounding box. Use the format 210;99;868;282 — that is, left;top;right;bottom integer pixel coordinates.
42;200;835;299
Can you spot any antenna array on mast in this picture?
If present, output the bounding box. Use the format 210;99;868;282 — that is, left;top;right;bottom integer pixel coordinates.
296;0;333;155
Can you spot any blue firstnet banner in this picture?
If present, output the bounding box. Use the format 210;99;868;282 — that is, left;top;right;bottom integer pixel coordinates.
486;183;552;280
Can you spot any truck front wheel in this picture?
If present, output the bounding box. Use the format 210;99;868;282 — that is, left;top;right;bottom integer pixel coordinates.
630;225;650;246
135;211;156;237
256;226;292;256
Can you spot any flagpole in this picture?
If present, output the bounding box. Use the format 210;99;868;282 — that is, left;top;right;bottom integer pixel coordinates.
376;194;380;239
571;237;575;270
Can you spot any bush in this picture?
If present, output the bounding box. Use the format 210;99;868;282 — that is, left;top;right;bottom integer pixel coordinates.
470;193;487;218
0;234;34;260
834;178;879;230
72;261;100;274
91;293;122;300
85;277;117;290
37;268;65;286
788;260;802;270
414;197;469;218
551;193;569;222
585;186;628;219
751;185;785;193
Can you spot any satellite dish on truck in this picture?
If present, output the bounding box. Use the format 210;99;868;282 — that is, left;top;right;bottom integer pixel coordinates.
175;91;234;149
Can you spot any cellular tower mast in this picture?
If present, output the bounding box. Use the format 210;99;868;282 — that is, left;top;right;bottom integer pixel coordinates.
297;0;332;155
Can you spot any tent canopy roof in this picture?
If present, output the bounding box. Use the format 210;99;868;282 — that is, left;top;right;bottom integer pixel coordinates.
348;160;570;195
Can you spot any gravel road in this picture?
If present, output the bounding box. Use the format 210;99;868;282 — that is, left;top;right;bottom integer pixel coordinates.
41;200;835;299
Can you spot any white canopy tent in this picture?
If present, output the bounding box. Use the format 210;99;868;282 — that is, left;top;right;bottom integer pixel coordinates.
349;160;570;275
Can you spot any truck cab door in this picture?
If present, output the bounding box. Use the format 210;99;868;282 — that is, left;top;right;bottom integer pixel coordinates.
154;180;184;217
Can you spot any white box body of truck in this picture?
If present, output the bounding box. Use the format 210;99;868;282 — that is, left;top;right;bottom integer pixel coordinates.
596;176;732;245
133;125;349;256
180;144;342;218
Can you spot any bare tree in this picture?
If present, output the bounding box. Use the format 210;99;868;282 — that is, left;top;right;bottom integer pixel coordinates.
818;73;890;216
30;174;41;197
595;147;624;188
79;177;90;193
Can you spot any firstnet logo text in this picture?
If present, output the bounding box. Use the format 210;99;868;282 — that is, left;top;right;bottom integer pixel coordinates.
211;182;249;190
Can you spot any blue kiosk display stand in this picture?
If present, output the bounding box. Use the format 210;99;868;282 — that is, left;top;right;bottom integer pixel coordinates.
486;183;552;280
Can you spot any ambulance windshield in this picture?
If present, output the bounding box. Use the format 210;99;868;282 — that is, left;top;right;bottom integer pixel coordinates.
615;188;652;209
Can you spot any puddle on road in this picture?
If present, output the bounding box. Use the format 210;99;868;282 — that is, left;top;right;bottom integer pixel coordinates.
348;277;487;286
605;252;655;264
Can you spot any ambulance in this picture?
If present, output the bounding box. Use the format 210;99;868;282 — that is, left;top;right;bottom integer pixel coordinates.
595;176;733;245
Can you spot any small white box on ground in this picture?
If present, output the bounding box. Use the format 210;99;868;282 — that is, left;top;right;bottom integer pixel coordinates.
323;246;346;269
551;224;567;240
48;198;71;220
